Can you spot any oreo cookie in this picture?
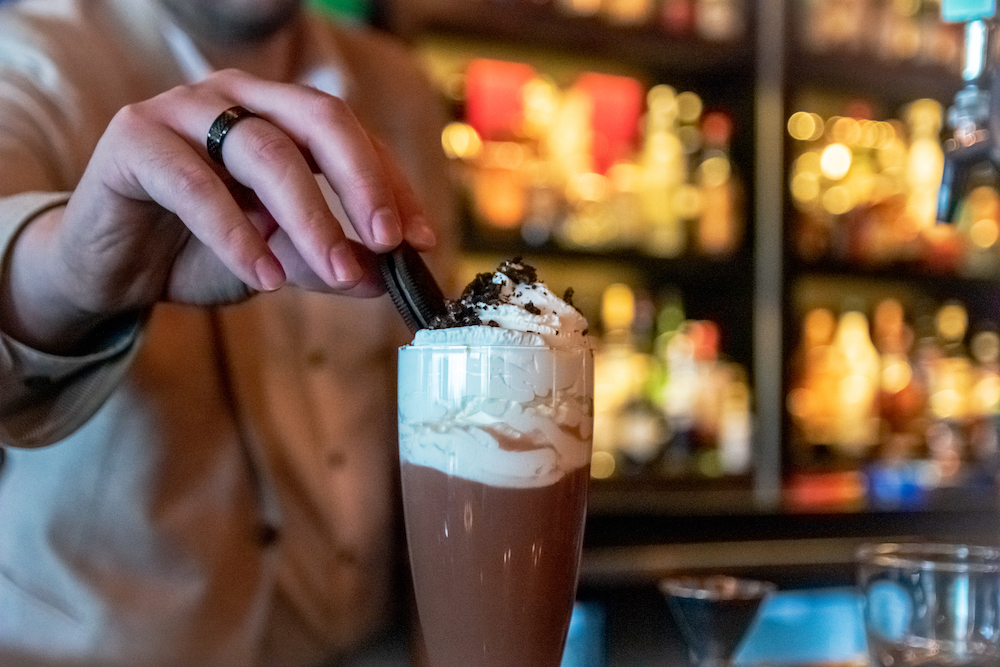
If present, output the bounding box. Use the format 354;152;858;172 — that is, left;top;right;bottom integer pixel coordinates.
377;243;448;333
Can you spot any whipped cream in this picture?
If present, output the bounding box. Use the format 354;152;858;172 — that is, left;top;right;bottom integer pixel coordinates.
398;259;593;488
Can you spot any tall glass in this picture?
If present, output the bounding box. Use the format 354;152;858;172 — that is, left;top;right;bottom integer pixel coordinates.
858;542;1000;667
398;344;594;667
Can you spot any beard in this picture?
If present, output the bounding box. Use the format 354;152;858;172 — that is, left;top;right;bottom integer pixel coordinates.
159;0;303;45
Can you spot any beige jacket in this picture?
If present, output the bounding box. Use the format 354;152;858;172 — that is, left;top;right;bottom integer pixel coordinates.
0;1;455;665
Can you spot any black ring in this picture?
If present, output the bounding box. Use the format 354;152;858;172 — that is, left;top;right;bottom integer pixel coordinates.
206;105;259;167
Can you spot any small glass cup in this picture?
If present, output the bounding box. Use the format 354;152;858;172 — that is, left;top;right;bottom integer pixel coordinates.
660;575;776;667
858;542;1000;667
398;344;594;667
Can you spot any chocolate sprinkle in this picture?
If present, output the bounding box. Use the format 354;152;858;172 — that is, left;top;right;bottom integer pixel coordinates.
496;257;537;285
429;257;572;330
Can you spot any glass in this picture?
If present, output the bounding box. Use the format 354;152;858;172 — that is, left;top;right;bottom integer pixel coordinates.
858;542;1000;667
660;575;775;667
398;344;594;667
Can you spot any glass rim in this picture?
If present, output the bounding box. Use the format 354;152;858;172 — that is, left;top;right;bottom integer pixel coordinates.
399;344;593;353
856;542;1000;572
658;575;777;601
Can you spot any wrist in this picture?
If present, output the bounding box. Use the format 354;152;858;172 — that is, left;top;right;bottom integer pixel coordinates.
0;205;117;354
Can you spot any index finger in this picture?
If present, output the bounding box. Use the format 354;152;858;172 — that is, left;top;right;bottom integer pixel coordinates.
220;72;407;253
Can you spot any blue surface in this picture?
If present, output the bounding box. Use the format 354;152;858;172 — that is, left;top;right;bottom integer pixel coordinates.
563;602;607;667
941;0;996;22
734;588;867;666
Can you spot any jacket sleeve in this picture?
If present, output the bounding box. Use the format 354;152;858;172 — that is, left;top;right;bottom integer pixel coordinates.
0;191;142;448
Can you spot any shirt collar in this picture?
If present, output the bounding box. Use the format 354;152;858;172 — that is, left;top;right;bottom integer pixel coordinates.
160;14;351;99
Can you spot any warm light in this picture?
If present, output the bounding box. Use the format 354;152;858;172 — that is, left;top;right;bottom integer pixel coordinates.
672;183;703;218
678;125;702;153
602;283;635;331
479;141;527;170
840;374;871;403
795;151;822;176
930;388;962;419
441;122;482;160
560;0;601;16
974;376;1000;413
858;120;879;148
700;155;731;187
936;303;968;342
608;162;642;191
567;172;609;202
907;140;944;185
791;172;820;203
970;218;999;248
831;117;862;146
590;451;616;479
875;121;898;149
788;111;823;141
805;308;836;344
973;331;1000;364
881;358;912;394
677;91;703;124
821;143;852;180
521;77;560;138
822;185;852;215
647;85;677;114
787;387;812;419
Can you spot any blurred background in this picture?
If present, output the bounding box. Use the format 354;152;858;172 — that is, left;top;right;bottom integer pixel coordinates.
305;0;1000;663
20;0;984;662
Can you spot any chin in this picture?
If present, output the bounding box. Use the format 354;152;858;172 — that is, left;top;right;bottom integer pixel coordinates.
162;0;303;45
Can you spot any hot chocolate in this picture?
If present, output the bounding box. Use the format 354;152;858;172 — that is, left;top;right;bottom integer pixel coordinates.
401;463;590;666
398;258;593;667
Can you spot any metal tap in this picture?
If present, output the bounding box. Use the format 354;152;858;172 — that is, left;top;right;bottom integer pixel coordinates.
937;1;998;223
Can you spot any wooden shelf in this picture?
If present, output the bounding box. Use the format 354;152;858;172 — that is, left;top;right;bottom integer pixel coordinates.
787;50;963;106
388;0;755;75
788;258;1000;290
462;230;754;292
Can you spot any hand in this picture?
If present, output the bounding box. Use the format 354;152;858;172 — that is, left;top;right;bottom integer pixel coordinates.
1;69;438;352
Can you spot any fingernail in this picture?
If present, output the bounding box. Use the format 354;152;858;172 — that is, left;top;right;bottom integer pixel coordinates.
406;215;437;248
255;254;286;292
330;247;363;284
371;207;402;248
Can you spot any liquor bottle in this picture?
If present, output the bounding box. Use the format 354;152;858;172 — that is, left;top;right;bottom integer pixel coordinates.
602;0;654;25
550;87;603;249
970;329;1000;419
520;76;565;247
829;309;880;457
556;0;601;16
659;0;695;36
872;299;926;458
787;307;840;453
695;111;741;257
922;302;974;486
593;283;666;475
463;59;536;231
660;319;700;473
640;85;687;257
968;329;1000;471
803;0;870;54
955;185;1000;277
695;0;744;41
905;99;943;227
876;0;921;62
717;365;752;475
